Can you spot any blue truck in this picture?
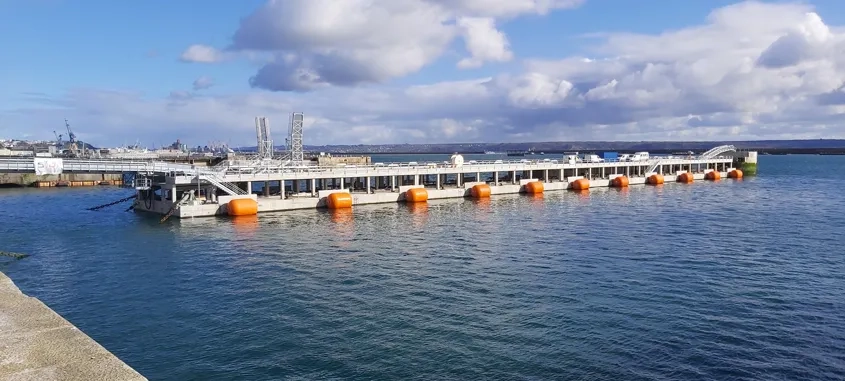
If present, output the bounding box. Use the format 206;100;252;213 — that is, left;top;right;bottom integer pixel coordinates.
600;152;618;160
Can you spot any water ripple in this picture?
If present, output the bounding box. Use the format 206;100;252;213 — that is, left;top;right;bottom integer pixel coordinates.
1;155;844;380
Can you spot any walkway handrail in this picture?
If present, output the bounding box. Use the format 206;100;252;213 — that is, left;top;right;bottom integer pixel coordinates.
699;145;736;159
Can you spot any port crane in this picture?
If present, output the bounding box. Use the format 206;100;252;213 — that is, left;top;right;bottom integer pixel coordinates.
64;119;79;157
53;130;63;148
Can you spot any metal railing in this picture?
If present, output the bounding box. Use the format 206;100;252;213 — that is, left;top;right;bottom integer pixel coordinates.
134;178;151;190
208;157;716;176
0;154;735;179
198;173;247;196
699;145;736;159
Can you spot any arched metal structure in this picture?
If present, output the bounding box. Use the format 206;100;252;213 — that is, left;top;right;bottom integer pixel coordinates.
698;145;737;159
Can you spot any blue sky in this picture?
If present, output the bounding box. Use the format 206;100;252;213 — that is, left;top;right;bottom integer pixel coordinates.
2;0;845;146
3;0;774;94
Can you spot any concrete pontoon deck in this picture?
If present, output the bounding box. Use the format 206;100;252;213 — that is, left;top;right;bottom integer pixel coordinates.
133;146;750;219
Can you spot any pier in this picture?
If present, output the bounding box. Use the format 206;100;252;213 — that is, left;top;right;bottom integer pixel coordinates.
0;157;213;187
0;272;146;380
131;145;753;219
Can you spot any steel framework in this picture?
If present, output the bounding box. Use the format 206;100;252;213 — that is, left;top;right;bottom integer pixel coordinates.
254;116;273;160
288;112;304;165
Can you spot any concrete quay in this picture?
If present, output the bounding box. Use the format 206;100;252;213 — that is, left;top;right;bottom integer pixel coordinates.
0;272;146;381
0;173;124;187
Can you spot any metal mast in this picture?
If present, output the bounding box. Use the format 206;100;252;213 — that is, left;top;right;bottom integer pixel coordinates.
254;116;273;160
288;112;304;164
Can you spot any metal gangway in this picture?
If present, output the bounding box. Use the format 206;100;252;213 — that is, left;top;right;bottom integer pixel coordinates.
0;157;249;196
698;145;736;159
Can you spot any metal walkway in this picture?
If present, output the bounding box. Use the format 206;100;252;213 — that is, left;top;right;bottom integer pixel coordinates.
0;157;188;174
698;145;736;159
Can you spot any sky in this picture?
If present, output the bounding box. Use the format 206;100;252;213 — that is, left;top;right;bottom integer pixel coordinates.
3;0;845;147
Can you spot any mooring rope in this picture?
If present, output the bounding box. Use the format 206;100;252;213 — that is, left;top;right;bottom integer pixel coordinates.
86;195;136;211
125;200;138;212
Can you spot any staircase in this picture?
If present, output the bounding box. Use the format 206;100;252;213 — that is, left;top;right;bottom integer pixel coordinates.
647;160;662;174
198;172;248;196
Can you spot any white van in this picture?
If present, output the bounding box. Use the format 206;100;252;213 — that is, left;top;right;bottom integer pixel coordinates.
580;154;604;163
630;152;650;161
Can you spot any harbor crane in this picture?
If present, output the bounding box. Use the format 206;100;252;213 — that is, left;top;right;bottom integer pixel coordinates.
53;130;63;148
65;119;79;157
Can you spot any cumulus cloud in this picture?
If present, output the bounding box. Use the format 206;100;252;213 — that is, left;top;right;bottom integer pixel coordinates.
457;17;513;68
180;44;224;63
7;1;845;146
192;76;214;91
180;0;581;91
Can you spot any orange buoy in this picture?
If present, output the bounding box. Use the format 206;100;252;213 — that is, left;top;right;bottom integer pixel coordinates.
728;169;743;179
227;198;258;216
405;188;428;203
571;178;590;190
610;176;629;188
470;184;491;198
705;171;721;181
327;192;353;209
647;174;664;185
524;181;544;194
677;172;694;183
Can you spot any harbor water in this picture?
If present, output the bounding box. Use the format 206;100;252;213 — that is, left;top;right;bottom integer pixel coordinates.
1;155;844;380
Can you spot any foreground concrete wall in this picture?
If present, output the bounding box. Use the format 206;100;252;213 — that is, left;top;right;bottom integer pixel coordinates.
0;272;147;380
0;173;123;186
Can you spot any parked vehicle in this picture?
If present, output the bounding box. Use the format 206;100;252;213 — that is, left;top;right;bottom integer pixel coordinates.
580;154;604;163
600;152;618;161
630;152;650;161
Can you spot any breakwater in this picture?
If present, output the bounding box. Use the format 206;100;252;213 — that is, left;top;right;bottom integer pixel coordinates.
0;271;146;380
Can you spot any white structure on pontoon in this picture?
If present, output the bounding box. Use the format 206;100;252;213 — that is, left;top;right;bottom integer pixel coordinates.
127;113;751;218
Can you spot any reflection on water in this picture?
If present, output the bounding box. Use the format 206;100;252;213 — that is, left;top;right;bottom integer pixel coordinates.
407;202;428;214
526;193;544;211
330;208;354;224
472;197;491;210
231;215;259;235
330;209;355;242
407;202;429;228
3;155;845;381
572;189;591;202
527;193;544;201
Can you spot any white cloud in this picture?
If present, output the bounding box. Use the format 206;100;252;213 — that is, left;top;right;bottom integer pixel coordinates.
192;76;214;91
181;0;581;91
426;0;584;18
6;1;845;146
457;17;513;68
179;44;224;63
